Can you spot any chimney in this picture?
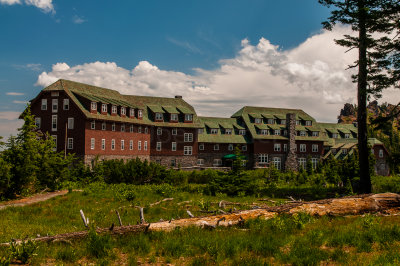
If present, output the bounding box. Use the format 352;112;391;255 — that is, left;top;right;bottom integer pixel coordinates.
285;113;298;172
175;95;182;99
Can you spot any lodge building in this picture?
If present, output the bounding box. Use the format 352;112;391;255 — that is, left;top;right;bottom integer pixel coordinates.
27;79;390;175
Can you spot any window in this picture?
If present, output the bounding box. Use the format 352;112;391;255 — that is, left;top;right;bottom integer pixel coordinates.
198;128;204;134
273;157;281;170
258;154;268;164
300;131;307;136
63;99;69;110
299;158;306;169
129;140;133;150
261;129;268;135
111;139;115;150
225;129;232;135
214;144;219;150
199;143;204;150
171;159;176;167
255;118;262;124
112;123;116;131
213;159;222;166
52;115;57;131
171;114;178;121
185;114;193;121
121;140;125;150
211;128;218;134
184;133;193;142
41;99;47;110
267;118;274;124
305;121;312;126
344;133;350;139
52;99;58;112
275;129;281;135
145;127;148;134
68;117;74;129
67;138;73;149
239;129;246;135
184;146;192;155
91;138;95;150
281;119;286;125
121;124;125;132
91;102;97;111
379;149;384;158
156;142;162;151
144;141;148;151
274;143;281;151
157;128;162;135
102;122;106;131
121;107;126;116
130;125;133;133
51;91;59;97
171;128;177;135
102;104;107;113
112;105;117;114
91;121;95;130
130;108;135;117
300;144;306;152
172;142;177;151
138;109;143;118
138;141;142;150
311;158;318;169
284;144;287;152
35;117;41;128
342;149;347;154
155;113;163;120
102;139;105;150
51;135;57;151
312;131;319;137
242;145;247;151
138;126;142;133
332;133;338;139
228;144;233;151
197;159;204;165
296;120;300;125
312;144;318;152
283;130;288;136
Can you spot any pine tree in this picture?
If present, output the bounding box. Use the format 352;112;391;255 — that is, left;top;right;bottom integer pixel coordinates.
319;0;400;193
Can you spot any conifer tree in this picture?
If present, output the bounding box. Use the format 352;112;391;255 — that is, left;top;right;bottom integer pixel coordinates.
319;0;400;193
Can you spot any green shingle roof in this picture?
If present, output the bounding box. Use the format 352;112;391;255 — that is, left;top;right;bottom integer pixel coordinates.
148;105;165;113
163;106;179;113
198;117;249;144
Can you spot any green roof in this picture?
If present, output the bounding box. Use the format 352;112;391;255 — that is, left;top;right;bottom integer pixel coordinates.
148;105;165;113
249;113;263;119
198;117;249;144
255;124;269;130
163;106;179;113
177;106;194;114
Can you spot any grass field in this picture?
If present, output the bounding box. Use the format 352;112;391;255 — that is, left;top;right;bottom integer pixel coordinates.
1;182;400;265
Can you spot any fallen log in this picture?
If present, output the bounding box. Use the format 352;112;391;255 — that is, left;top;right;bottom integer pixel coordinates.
2;193;400;246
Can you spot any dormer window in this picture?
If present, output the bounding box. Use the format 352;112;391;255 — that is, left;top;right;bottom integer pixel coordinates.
296;120;300;125
255;118;262;124
275;129;281;136
130;108;135;117
267;118;274;124
102;104;107;113
170;113;178;121
138;110;143;118
155;113;163;120
239;129;246;135
185;114;193;121
345;133;350;139
332;133;338;138
261;129;268;135
312;131;319;137
225;129;232;135
210;128;218;134
121;107;126;116
299;131;307;136
281;119;286;125
342;148;348;154
305;120;312;126
112;105;117;114
91;102;97;111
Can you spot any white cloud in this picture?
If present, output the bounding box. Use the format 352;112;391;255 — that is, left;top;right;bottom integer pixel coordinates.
72;15;86;24
13;63;42;71
0;111;20;120
0;0;54;13
35;26;400;123
6;92;25;96
12;100;28;104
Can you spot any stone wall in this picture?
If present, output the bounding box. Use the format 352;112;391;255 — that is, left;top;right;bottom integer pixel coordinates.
285;113;298;171
84;154;150;165
150;155;197;168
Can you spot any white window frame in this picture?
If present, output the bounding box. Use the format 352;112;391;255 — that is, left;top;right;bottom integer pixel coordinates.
112;105;117;114
67;137;73;150
300;131;307;137
311;158;318;169
35;117;41;128
332;133;338;139
274;143;281;152
172;142;177;151
138;126;142;133
101;139;105;150
258;154;268;164
312;144;318;152
170;113;178;121
91;121;95;130
267;119;274;124
225;129;232;135
63;99;69;110
51;115;57;131
121;140;125;150
129;140;133;150
228;144;233;151
144;141;148;151
121;124;125;132
281;119;286;125
91;102;97;111
379;149;384;158
273;157;281;170
52;99;58;113
130;108;135;117
214;144;219;151
199;143;204;151
312;131;319;137
261;129;268;135
111;139;115;150
305;120;312;126
345;133;350;139
157;127;162;135
239;129;246;135
172;128;177;135
130;125;134;133
211;128;218;134
41;99;47;110
299;158;307;169
184;146;192;155
112;123;116;131
197;159;204;166
300;144;306;152
185;114;193;121
156;142;162;151
255;118;262;124
138;141;142;150
198;128;204;134
138;109;143;118
184;133;193;142
275;129;281;136
155;113;163;120
91;138;95;150
68;117;74;129
102;104;107;113
121;107;126;116
213;159;222;166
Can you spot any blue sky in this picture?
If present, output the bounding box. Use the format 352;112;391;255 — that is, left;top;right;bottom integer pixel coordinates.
1;0;397;139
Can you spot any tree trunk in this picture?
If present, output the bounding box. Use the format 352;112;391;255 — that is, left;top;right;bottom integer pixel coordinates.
357;0;372;194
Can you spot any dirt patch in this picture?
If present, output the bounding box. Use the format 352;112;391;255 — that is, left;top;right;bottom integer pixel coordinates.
0;190;69;210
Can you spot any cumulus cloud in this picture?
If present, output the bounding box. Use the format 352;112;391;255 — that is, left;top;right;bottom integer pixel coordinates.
0;0;54;13
35;26;400;123
6;92;25;96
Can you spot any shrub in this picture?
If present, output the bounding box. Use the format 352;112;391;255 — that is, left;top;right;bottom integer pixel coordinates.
86;226;112;258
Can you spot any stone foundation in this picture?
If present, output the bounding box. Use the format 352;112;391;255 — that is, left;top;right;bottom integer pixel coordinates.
84;154;150;166
150;155;197;168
